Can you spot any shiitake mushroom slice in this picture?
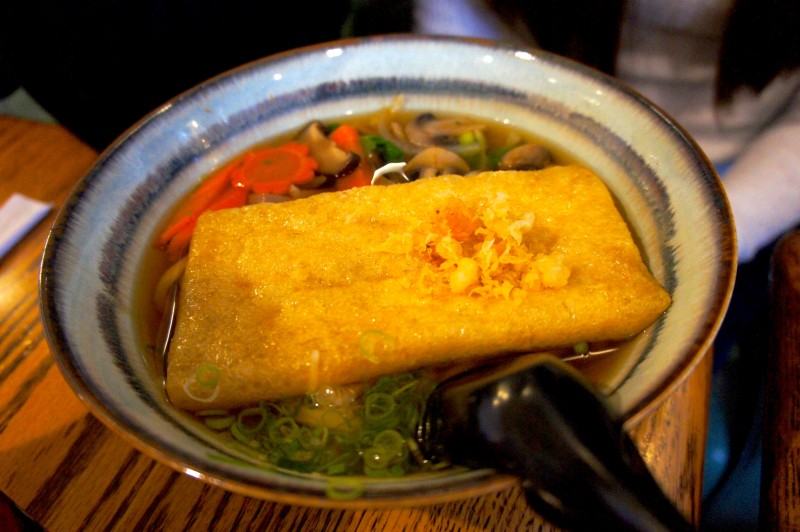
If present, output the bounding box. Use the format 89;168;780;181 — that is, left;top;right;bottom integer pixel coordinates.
295;120;360;178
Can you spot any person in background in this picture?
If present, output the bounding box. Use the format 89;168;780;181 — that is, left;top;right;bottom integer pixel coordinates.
416;0;800;265
413;0;799;529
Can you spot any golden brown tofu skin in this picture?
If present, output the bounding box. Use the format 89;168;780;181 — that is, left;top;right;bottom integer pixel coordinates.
166;167;671;410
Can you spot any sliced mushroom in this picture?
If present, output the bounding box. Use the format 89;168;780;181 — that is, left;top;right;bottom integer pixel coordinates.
404;113;486;148
498;144;552;171
404;147;471;180
295;121;360;177
372;120;415;157
295;174;329;189
288;183;335;199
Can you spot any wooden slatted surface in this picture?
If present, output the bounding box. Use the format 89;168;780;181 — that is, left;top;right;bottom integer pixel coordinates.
0;116;710;531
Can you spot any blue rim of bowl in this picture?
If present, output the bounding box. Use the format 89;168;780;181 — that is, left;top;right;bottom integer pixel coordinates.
39;34;737;504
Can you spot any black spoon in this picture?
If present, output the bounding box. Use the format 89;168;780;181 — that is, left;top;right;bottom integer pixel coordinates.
418;353;695;532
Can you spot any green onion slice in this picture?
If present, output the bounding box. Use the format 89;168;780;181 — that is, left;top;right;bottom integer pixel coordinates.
358;330;396;363
364;393;395;422
195;363;221;388
573;341;590;355
325;478;365;500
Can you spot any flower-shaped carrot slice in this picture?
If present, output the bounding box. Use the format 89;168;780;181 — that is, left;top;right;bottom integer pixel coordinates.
231;142;318;194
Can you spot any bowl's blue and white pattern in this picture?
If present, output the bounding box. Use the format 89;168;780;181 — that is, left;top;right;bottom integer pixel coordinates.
39;35;735;503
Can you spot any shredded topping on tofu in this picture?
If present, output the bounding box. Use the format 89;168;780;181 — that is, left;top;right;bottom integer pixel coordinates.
382;195;570;297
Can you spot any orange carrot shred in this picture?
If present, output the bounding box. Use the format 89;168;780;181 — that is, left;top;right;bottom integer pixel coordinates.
155;159;240;249
156;215;194;248
164;221;196;261
206;186;249;212
159;188;247;260
173;160;238;220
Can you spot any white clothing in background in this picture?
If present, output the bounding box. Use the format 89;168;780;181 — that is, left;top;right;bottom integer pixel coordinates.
414;0;800;261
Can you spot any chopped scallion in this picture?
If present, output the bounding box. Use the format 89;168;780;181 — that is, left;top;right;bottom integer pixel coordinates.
196;370;444;485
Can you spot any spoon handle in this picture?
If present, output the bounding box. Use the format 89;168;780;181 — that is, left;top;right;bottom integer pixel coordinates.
496;366;695;531
430;355;695;531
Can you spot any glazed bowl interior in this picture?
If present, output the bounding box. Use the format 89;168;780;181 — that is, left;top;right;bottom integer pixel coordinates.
39;35;736;506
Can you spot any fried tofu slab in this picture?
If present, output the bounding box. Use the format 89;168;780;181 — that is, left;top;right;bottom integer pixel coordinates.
166;167;671;410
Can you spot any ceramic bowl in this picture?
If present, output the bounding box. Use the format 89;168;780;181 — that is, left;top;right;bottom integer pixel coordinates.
39;35;736;506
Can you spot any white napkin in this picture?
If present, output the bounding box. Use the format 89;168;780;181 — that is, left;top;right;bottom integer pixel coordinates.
0;193;53;259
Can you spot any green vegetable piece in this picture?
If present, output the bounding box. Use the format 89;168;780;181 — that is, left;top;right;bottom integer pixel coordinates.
200;370;445;477
299;426;329;449
458;131;476;145
204;415;235;431
269;417;300;446
364;393;396;422
325;478;365;500
236;404;268;435
358;330;396;363
196;409;230;417
388;464;406;477
195;363;220;388
231;422;258;446
373;429;404;452
361;134;405;163
460;129;488;170
573;341;590;355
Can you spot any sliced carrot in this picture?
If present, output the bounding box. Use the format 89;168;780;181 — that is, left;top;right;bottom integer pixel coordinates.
156;160;240;248
156;214;194;248
206;186;249;212
160;188;248;260
232;142;318;195
329;125;373;190
164;221;196;261
334;164;372;190
156;141;317;259
174;160;239;219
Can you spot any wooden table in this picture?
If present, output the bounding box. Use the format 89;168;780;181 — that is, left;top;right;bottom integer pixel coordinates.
761;229;800;529
0;116;711;531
